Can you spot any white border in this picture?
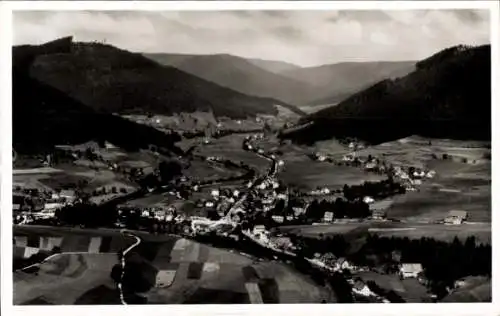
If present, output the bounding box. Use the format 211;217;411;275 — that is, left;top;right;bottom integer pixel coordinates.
1;1;499;316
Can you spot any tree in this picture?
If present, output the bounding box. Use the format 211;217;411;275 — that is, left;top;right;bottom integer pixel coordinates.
158;160;182;183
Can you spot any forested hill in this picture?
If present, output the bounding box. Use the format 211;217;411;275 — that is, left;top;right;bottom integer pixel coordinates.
24;38;295;119
281;44;491;145
13;37;182;154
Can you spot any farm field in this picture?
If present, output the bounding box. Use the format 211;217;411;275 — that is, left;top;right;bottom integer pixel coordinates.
184;159;242;181
138;238;335;304
277;221;491;244
195;134;270;171
355;136;490;168
279;160;385;190
13;227;335;304
14;253;120;305
14;163;138;196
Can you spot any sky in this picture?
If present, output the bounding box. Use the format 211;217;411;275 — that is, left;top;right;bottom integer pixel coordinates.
13;9;490;67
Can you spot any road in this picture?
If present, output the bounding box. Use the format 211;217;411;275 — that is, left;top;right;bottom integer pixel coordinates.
117;229;142;305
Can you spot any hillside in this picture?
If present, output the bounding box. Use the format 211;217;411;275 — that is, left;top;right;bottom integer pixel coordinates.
143;53;316;106
281;61;416;106
23;38;301;119
13;37;183;154
245;58;301;74
281;45;491;144
13;227;335;304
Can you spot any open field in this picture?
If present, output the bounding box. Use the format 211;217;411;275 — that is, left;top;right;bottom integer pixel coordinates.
138;238;335;304
279;160;385;190
277;221;491;244
14;162;138;196
355;136;490;169
195;134;270;171
14;253;119;305
183;160;242;181
386;157;490;223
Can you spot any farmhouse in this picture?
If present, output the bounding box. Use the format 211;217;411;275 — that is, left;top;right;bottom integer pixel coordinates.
399;263;423;279
253;225;266;235
444;210;468;225
323;211;334;223
371;209;387;220
60;189;76;202
352;279;373;297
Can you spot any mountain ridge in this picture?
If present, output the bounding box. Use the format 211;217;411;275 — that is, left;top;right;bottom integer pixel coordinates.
280;44;491;145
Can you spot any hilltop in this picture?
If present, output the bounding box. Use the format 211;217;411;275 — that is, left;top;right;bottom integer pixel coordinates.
13;37;182;154
21;37;300;119
280;45;491;145
145;53;417;107
144;52;314;107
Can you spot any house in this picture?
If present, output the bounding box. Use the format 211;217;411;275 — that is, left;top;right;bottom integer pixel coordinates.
352;279;373;297
320;187;330;195
272;215;284;223
336;258;353;271
205;201;215;208
371;209;387;220
365;162;377;170
44;202;65;211
444;210;468;225
363;196;375;204
323;211;334;223
60;189;76;202
211;189;220;198
253;225;266;235
399;263;423;278
293;207;305;216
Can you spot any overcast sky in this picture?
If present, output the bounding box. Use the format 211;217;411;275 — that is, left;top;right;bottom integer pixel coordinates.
13;10;490;67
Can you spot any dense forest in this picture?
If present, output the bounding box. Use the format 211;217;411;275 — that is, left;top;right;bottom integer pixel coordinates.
13;38;183;154
282;44;491;145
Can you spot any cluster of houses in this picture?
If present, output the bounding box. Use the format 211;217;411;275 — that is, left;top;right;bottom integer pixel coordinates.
13;189;78;223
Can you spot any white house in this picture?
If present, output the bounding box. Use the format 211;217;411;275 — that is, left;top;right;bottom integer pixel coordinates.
272;215;284;223
233;190;240;197
323;211;334;223
253;225;266;235
205;201;215;208
278;160;285;166
363;196;375;204
277;193;287;200
44;202;65;211
60;189;76;202
320;187;330;195
444;210;468;225
399;263;424;278
211;189;220;197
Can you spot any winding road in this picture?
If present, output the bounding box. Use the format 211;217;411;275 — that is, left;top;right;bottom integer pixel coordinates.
118;229;142;305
